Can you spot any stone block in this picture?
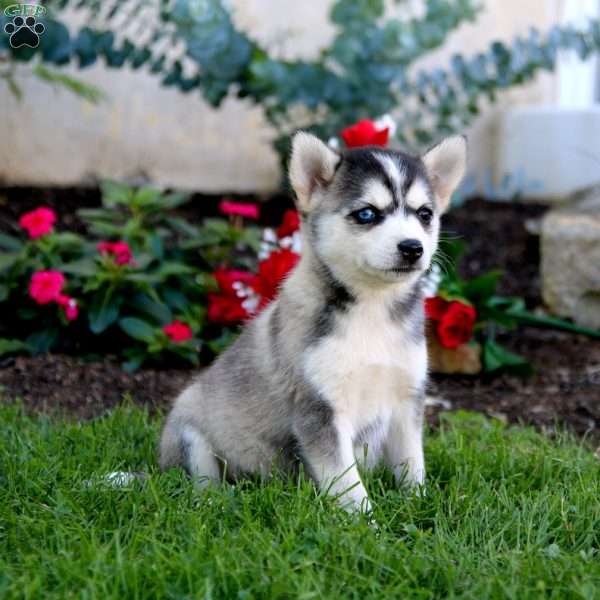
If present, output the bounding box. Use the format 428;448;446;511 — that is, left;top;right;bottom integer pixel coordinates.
541;189;600;329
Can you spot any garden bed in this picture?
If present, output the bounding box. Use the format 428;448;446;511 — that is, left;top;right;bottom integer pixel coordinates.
0;189;599;436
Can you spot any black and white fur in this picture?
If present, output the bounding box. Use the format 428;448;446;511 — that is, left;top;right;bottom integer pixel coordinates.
160;132;467;512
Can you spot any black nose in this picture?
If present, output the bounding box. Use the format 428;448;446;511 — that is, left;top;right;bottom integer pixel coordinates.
397;239;423;264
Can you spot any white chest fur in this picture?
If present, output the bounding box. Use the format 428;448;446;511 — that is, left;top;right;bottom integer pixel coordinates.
302;292;427;437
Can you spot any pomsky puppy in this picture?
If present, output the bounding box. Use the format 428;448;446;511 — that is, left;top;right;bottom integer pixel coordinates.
160;132;467;513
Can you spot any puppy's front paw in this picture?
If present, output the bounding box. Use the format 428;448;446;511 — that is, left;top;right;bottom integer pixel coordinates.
337;488;372;515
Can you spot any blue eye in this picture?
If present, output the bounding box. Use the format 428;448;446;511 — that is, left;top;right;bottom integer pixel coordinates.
354;207;379;224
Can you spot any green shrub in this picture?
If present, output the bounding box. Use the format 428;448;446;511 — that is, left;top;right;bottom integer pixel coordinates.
0;183;261;370
4;0;600;161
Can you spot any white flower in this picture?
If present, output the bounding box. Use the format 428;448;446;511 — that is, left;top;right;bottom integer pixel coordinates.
259;242;273;260
290;231;302;254
262;228;277;243
279;236;292;249
241;294;260;315
232;281;256;301
328;137;340;150
375;114;397;137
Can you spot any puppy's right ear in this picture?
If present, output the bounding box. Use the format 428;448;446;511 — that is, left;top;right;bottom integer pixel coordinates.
289;132;340;211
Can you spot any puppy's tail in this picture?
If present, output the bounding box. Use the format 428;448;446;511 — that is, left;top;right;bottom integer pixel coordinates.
158;413;185;470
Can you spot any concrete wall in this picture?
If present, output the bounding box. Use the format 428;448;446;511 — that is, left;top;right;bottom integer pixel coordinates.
0;1;569;193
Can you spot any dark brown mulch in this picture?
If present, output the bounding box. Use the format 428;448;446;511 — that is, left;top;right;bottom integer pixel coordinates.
0;190;599;436
429;328;600;437
442;199;547;306
0;354;190;420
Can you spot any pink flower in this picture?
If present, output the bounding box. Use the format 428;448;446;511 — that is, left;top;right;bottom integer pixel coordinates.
340;119;389;148
163;320;193;343
97;241;133;266
219;199;260;220
29;271;65;305
19;206;57;239
57;294;79;321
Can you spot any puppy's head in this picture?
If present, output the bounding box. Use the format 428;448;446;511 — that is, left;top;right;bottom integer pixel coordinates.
289;132;466;290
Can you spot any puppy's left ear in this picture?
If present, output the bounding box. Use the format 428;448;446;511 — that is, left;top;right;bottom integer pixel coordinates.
289;132;340;211
422;135;467;213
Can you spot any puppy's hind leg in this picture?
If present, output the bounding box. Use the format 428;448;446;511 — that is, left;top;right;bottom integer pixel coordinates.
160;420;220;488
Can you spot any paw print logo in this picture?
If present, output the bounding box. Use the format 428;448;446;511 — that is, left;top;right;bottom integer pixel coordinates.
4;15;45;49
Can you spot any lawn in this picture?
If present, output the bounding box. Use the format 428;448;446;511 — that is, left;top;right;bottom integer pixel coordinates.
1;403;599;599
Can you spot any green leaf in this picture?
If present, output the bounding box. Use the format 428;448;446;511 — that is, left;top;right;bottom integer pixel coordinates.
165;217;200;238
155;262;195;278
331;0;385;26
482;340;532;375
32;65;105;103
5;75;23;100
39;19;71;65
207;329;238;354
0;338;29;356
164;288;190;312
51;232;85;250
85;222;125;237
132;187;162;209
132;253;155;270
0;252;20;272
60;258;98;277
122;355;145;372
77;208;116;221
161;193;189;210
0;233;23;251
148;233;164;260
89;287;122;334
26;329;58;355
100;180;133;207
129;293;172;324
507;309;600;339
462;270;502;303
438;239;466;265
119;317;156;343
126;273;163;285
72;26;98;68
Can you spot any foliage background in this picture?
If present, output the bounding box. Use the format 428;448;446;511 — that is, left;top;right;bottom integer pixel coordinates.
3;0;600;168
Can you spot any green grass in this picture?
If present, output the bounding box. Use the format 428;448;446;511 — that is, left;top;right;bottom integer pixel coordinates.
1;403;599;600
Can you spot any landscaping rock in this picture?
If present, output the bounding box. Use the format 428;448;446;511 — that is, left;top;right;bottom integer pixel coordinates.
427;332;482;375
541;187;600;329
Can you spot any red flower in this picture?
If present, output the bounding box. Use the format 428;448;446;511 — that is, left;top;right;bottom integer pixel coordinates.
207;293;250;325
277;210;301;238
254;249;300;307
163;320;193;343
97;241;133;266
57;294;79;321
340;119;389;148
436;301;477;349
207;269;258;325
425;296;449;321
213;269;257;295
29;271;65;305
19;206;57;239
219;199;260;220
